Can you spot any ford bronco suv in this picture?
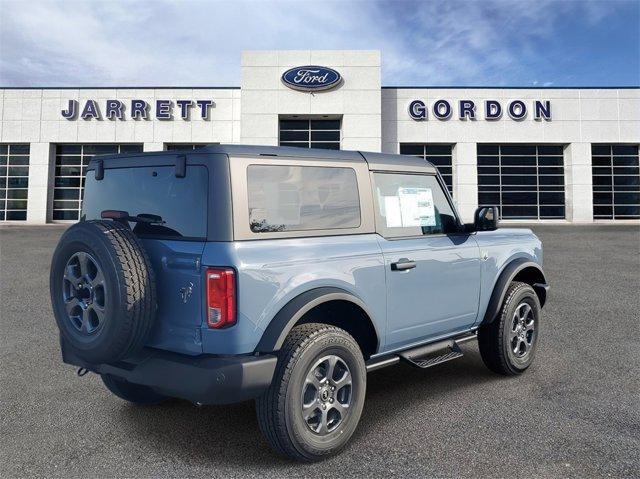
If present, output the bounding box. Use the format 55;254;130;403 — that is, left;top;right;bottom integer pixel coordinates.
50;144;548;461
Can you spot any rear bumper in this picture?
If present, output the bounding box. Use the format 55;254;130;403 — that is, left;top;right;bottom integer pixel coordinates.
61;339;277;405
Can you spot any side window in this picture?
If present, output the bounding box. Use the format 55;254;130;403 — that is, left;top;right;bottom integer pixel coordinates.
247;164;361;233
372;172;459;238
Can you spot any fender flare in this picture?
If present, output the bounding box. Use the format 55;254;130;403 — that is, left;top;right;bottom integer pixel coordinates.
255;287;380;353
482;258;548;325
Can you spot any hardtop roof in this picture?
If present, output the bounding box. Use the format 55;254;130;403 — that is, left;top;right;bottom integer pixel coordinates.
91;144;437;174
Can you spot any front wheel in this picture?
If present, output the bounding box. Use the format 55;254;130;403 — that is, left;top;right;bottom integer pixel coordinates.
256;323;366;461
478;281;541;375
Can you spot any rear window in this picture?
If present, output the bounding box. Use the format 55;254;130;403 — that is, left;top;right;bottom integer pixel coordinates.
82;165;208;239
247;164;361;233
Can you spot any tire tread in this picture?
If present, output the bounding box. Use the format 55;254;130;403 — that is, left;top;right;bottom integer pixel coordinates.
478;281;537;375
256;323;361;461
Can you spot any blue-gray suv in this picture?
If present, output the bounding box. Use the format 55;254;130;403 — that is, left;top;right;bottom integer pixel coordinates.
50;144;549;461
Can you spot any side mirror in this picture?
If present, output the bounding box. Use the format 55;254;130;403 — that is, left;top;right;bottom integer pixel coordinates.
473;206;500;231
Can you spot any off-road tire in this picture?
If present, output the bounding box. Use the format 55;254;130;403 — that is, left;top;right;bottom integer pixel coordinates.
478;281;540;375
256;323;366;462
101;374;167;405
50;220;157;364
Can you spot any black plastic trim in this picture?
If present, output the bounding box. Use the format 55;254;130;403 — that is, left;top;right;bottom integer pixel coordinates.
175;155;186;178
61;339;277;405
95;159;104;180
255;287;380;353
482;259;548;324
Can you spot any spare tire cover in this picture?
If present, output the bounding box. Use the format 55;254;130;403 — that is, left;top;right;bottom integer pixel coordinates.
50;220;157;364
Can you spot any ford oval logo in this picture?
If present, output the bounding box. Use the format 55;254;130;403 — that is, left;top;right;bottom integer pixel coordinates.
281;66;342;92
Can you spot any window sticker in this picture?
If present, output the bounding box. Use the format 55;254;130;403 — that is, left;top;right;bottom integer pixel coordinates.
398;187;436;227
383;196;403;227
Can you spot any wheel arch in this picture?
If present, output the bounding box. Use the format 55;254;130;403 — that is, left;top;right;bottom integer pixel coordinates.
482;258;548;325
255;287;380;360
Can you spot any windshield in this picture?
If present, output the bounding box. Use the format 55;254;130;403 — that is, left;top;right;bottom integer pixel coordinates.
82;165;208;239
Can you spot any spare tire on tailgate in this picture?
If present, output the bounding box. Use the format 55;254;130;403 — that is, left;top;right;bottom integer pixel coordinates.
50;220;157;364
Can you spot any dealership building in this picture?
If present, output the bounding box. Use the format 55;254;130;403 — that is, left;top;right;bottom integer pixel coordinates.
0;50;638;224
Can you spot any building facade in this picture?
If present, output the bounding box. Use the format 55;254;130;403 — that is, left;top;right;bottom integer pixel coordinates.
1;50;638;224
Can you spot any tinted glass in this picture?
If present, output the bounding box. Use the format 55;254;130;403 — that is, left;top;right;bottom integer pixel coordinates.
477;144;566;219
82;166;208;238
165;144;206;151
373;173;458;237
247;165;360;233
279;119;341;150
591;144;640;219
0;144;30;221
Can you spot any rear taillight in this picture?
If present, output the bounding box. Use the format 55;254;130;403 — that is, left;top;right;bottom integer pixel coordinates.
206;267;236;328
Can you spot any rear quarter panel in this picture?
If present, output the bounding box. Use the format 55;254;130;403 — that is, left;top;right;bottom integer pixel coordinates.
473;228;543;327
201;235;386;354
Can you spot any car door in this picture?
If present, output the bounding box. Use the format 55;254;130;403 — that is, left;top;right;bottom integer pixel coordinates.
371;171;481;352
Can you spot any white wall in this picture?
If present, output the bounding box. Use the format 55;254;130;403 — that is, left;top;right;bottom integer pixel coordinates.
0;88;239;145
240;50;381;151
381;88;640;148
382;87;639;222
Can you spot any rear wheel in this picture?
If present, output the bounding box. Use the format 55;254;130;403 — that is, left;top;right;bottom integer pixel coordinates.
478;281;540;375
256;323;366;461
101;374;168;405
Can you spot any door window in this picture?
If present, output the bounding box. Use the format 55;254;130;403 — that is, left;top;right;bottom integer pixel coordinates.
373;173;459;237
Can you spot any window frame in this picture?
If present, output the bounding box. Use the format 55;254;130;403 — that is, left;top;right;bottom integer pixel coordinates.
371;170;464;240
477;144;566;220
591;144;640;220
0;143;30;221
278;119;341;150
230;155;374;240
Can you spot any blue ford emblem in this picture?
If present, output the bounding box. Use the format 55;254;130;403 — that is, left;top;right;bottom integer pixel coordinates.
281;66;342;92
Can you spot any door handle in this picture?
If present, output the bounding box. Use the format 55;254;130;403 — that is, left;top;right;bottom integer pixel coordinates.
391;258;417;271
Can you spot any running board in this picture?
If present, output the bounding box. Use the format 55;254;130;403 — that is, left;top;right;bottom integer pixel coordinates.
365;332;476;372
399;336;470;369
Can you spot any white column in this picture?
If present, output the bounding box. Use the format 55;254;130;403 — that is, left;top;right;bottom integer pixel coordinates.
564;143;593;223
143;142;164;152
26;143;54;224
453;142;478;223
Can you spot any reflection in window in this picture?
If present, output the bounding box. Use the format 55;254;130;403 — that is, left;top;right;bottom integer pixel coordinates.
247;165;360;232
82;166;208;239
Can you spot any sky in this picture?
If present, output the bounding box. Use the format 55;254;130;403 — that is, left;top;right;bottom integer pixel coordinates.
0;0;638;87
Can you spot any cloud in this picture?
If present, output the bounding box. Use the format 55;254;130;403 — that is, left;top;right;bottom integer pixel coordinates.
0;0;635;87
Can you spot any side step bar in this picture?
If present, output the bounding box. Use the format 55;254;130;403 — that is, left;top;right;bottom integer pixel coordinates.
365;332;476;372
400;341;463;369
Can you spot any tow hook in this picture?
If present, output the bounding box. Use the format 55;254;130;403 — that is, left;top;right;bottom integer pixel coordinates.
77;367;89;377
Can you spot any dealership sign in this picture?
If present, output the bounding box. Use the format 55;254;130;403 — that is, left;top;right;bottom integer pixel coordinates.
281;66;342;92
61;99;215;120
408;99;552;121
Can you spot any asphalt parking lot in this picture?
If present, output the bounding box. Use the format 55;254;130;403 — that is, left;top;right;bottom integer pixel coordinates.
1;224;639;478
